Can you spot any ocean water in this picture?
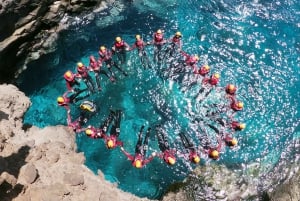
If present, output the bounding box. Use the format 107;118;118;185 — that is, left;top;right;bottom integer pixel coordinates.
17;0;300;199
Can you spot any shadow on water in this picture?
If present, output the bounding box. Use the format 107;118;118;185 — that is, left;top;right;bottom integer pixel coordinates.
0;145;30;200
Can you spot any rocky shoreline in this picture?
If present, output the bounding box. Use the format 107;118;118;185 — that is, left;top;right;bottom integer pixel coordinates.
0;84;154;201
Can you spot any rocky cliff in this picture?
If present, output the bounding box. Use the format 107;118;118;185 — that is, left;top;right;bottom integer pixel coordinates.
0;84;152;201
0;0;114;83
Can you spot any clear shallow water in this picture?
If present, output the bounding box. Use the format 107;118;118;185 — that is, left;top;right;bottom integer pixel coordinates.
18;0;300;199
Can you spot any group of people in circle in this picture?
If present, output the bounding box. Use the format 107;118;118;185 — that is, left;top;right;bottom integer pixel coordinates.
57;29;246;168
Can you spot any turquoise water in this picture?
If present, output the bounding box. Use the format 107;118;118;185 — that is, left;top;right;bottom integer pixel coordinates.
18;0;299;199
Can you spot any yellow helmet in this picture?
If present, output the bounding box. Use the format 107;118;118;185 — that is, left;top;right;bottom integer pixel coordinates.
228;84;235;90
204;65;210;70
85;129;93;136
239;123;246;130
136;34;141;39
237;102;244;109
135;160;142;168
156;29;162;34
193;156;200;164
211;150;219;159
231;138;238;146
194;55;199;61
100;46;106;51
214;73;220;79
77;62;84;68
107;139;114;148
64;71;72;78
57;97;64;104
175;31;182;37
116;37;122;42
167;157;176;165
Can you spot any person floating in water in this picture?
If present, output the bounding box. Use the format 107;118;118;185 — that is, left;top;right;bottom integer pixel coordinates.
120;126;156;168
63;70;81;91
67;100;96;133
225;84;237;96
112;36;130;65
194;72;220;103
164;31;183;60
155;125;176;166
98;45;127;78
76;62;95;93
130;34;151;69
178;132;201;164
101;110;124;149
57;89;89;111
194;64;210;77
88;55;111;91
151;29;167;64
231;121;246;131
229;96;244;112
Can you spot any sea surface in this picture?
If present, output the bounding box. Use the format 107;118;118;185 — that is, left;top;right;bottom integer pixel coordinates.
18;0;300;199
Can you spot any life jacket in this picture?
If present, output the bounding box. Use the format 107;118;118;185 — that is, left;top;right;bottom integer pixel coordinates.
172;36;181;43
77;66;88;77
186;56;197;66
199;66;210;76
115;41;124;49
209;76;219;85
135;39;144;48
154;33;163;43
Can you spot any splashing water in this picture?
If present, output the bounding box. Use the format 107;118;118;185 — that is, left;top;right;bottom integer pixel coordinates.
17;0;300;199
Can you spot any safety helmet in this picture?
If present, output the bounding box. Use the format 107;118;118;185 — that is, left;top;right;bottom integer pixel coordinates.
192;155;200;164
100;46;106;51
77;62;84;68
134;160;142;168
203;65;210;70
175;31;182;37
239;123;246;130
228;84;235;90
213;73;220;79
237;101;244;109
85;129;93;136
231;138;238;146
167;156;176;165
136;34;141;40
211;150;219;159
57;97;64;104
156;29;162;34
194;55;199;61
64;71;73;79
115;37;122;42
107;139;114;148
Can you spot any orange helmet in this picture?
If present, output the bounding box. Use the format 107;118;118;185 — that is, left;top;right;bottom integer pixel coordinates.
231;138;238;146
85;129;93;136
115;37;122;42
238;123;246;130
134;159;142;168
64;70;74;81
203;65;210;70
194;55;199;61
107;139;114;149
100;46;106;51
167;156;176;165
77;62;84;68
57;97;64;104
156;29;162;34
237;101;244;109
213;73;220;79
192;155;200;164
136;34;141;40
210;150;219;159
175;31;182;37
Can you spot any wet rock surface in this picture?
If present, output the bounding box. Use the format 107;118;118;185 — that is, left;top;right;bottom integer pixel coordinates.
0;0;114;83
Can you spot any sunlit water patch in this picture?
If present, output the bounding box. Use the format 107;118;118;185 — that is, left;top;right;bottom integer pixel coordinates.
18;0;299;199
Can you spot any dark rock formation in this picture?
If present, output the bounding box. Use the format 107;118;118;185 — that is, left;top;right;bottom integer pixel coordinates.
0;0;112;83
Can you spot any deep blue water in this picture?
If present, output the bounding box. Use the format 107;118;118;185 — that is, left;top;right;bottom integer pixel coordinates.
18;0;300;199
